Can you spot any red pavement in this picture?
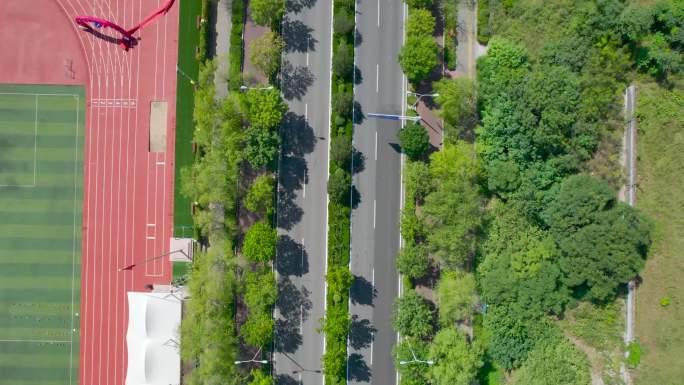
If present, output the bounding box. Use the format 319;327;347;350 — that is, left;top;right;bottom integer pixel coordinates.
0;1;180;384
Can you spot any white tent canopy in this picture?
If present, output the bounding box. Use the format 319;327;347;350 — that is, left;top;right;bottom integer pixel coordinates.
125;292;181;385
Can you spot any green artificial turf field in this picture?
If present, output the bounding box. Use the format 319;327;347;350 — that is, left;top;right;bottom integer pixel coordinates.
173;0;202;238
0;84;84;385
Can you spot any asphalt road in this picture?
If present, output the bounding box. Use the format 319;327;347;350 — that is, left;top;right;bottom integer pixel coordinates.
274;0;332;383
348;1;405;384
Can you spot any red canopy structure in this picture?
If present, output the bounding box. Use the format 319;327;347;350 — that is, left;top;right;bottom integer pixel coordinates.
75;0;176;50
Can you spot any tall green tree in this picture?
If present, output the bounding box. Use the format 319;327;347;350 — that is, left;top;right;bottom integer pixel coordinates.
436;270;478;326
333;40;354;80
398;122;430;159
248;31;285;78
399;36;439;84
244;174;275;215
244;270;277;312
244;127;280;169
394;338;430;385
406;8;436;36
428;327;483;385
240;311;274;347
392;291;434;339
242;221;277;262
404;160;432;202
249;369;273;385
515;336;591;385
243;88;286;130
434;78;477;140
249;0;284;27
396;242;430;280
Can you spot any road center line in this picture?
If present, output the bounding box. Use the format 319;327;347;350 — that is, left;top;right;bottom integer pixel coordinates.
301;238;305;269
374;130;378;161
373;199;376;229
376;64;379;93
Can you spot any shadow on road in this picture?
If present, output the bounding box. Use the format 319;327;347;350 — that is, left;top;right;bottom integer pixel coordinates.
282;61;315;100
275;374;300;385
349;315;376;350
275;277;312;353
286;0;317;14
350;275;376;306
348;353;372;382
283;18;317;53
277;235;309;276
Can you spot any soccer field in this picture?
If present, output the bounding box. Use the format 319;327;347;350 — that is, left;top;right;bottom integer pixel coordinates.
0;84;84;385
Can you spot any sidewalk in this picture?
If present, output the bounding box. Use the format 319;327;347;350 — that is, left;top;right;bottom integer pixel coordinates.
214;0;233;98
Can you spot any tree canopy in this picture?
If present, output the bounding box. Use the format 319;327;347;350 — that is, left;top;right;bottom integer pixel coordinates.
328;168;351;205
427;327;483;385
434;78;477;140
398;122;430;160
249;0;284;27
515;336;591;385
392;291;434;339
248;31;285;78
244;174;275;215
242;221;277;262
406;8;436;37
399;36;439;84
436;270;478;326
243;88;286;130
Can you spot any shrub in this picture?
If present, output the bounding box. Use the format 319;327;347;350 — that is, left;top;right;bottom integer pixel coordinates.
330;135;352;169
244;174;275;215
399;36;439;84
333;9;355;36
626;341;641;369
405;0;432;8
248;31;285;79
407;8;436;37
250;0;284;27
243;221;277;262
396;242;429;279
398;122;430;159
392;291;434;338
327;168;351;205
240;311;274;347
333;40;354;81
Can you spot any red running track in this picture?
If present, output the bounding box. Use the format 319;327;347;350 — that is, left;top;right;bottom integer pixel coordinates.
0;1;180;384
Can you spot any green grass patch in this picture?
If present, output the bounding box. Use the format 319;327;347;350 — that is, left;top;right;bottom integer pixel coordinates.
633;77;684;385
174;0;203;237
0;84;84;384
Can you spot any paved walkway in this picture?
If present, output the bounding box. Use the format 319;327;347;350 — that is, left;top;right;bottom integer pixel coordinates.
214;0;233;98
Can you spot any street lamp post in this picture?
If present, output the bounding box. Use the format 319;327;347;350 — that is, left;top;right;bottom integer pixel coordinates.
176;64;196;86
240;85;274;91
406;91;439;111
234;347;269;365
398;344;434;366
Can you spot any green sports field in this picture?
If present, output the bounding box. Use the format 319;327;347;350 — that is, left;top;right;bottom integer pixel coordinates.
0;84;84;385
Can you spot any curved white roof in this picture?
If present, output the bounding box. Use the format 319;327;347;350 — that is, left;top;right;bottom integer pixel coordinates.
125;292;181;385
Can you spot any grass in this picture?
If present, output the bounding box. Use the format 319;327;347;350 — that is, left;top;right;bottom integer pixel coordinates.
0;84;84;384
632;77;684;385
174;0;202;237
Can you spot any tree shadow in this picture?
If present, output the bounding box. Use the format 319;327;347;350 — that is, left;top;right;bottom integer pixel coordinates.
388;142;402;154
282;61;315;100
287;0;317;13
275;374;300;385
352;101;365;124
275;277;312;353
276;235;309;277
354;65;363;85
282;112;316;157
349;315;376;350
351;185;361;209
351;147;365;175
347;353;371;382
350;275;376;306
283;18;317;53
355;29;363;47
278;155;306;230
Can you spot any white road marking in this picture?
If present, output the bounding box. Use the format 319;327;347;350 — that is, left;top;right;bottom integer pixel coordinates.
372;268;375;287
376;64;380;93
377;0;381;27
373;200;376;229
155;161;165;165
301;238;305;269
375;130;378;160
300;304;304;334
145;236;155;240
371;340;374;365
146;223;155;227
305;103;308;122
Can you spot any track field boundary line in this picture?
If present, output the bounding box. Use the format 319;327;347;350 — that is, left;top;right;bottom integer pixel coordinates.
0;92;80;97
0;339;71;343
69;94;81;385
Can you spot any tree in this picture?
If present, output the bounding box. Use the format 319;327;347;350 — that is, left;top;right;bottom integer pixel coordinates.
243;221;277;262
244;127;280;169
398;122;430;159
244;174;275;215
333;40;354;80
428;327;483;385
406;8;436;37
542;175;652;301
396;242;430;279
244;88;286;130
327;266;353;304
399;36;439;84
249;31;285;78
330;135;352;169
250;0;284;27
249;369;273;385
515;336;591;385
434;78;477;139
392;291;434;338
332;82;353;119
327;168;351;205
244;270;277;312
333;9;355;35
404;160;432;202
421;143;481;268
405;0;432;8
394;338;430;385
240;311;274;347
436;270;477;326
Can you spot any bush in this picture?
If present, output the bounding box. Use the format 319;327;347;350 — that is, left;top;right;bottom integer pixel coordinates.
330;135;352;169
332;82;353;119
398;122;430;159
327;168;351;205
250;0;284;27
244;269;277;312
242;221;277;262
333;40;354;81
333;9;355;36
396;242;429;279
407;8;436;37
244;174;275;215
477;0;491;45
244;88;287;130
392;291;434;338
240;311;274;347
404;160;432;201
399;36;439;84
229;0;245;90
626;341;641;369
244;127;280;169
405;0;432;8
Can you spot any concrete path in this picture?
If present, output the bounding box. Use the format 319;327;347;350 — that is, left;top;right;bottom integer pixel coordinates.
213;0;233;98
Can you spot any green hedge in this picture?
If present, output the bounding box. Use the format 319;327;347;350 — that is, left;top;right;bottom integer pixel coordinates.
197;0;212;60
322;0;356;382
477;0;491;45
229;0;246;91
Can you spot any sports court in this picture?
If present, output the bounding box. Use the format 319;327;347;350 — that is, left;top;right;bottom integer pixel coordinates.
0;84;84;384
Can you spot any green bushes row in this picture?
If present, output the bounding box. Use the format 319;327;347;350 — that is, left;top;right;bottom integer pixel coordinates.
322;0;356;382
477;0;491;45
197;0;212;60
229;0;246;90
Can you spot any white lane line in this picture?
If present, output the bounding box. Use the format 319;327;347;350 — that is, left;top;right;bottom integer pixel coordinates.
377;0;380;27
374;130;378;160
306;36;310;66
372;268;375;287
376;64;380;93
373;200;376;229
371;340;374;365
300;304;304;334
301;238;305;270
305;103;308;121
